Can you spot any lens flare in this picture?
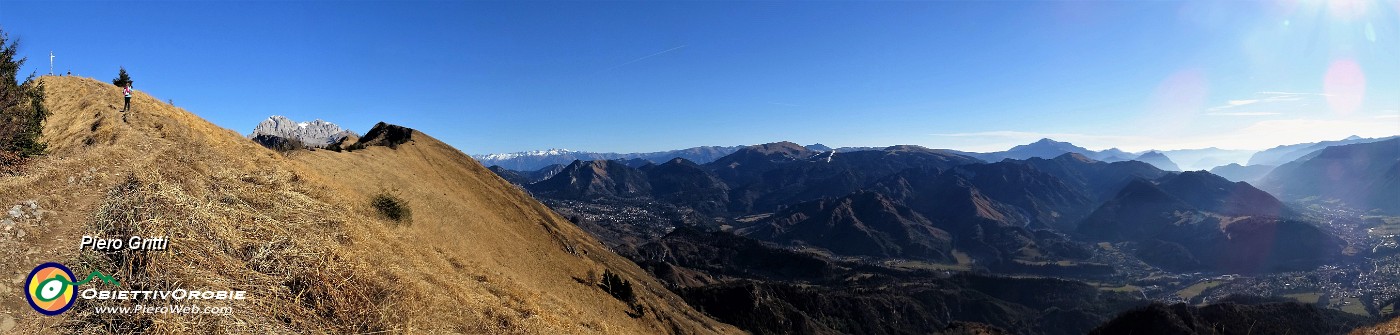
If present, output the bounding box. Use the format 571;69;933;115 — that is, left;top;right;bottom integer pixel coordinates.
1144;69;1210;134
1323;59;1366;116
1327;0;1368;20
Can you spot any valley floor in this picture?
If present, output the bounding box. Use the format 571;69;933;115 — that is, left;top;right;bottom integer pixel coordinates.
546;196;1400;327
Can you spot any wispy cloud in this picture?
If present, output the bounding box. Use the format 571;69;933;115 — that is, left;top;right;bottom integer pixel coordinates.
600;45;687;73
1205;111;1282;116
1258;91;1332;97
1204;91;1325;112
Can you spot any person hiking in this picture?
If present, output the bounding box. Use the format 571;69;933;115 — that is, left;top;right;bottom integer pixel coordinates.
122;83;132;112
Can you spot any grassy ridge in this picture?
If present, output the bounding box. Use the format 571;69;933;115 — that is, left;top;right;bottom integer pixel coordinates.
0;76;736;334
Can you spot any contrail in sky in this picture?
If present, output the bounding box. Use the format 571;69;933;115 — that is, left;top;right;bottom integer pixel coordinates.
601;45;687;73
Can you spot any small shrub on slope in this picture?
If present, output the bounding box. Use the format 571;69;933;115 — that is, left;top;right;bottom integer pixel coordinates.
371;193;411;225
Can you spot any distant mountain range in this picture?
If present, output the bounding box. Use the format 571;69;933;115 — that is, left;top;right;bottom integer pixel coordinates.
478;135;1394;174
1248;135;1398;166
1259;138;1400;214
979;139;1266;171
1158;147;1255;171
1190;135;1399;183
1209;163;1275;183
497;139;1353;272
1132;151;1180;171
488;134;1396;333
488;164;565;185
472;146;747;171
998;138;1101;160
988;138;1127;163
491;135;1397;272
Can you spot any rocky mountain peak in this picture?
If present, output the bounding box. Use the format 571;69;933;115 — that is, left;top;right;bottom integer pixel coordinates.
249;115;357;148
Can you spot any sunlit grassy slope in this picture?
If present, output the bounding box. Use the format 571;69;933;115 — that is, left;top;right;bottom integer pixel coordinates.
0;75;737;334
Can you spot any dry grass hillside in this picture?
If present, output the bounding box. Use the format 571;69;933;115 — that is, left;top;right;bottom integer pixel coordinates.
1353;317;1400;335
0;75;738;334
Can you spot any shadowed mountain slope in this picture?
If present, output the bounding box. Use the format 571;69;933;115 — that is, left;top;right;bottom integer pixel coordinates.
1018;153;1169;202
1259;138;1400;214
717;144;983;213
1208;163;1274;183
737;191;956;262
1091;300;1371;335
1078;173;1338;273
645;158;730;215
528;159;654;200
859;167;1094;266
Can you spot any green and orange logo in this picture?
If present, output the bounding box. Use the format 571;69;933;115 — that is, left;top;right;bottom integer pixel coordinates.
24;262;118;316
25;262;76;315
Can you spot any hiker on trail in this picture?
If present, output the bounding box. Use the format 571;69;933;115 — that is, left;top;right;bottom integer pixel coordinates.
122;83;132;112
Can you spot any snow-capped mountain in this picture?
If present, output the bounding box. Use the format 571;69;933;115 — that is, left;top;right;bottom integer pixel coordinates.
475;149;579;161
473;146;745;171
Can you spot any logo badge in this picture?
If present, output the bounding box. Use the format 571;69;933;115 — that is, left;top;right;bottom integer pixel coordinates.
25;262;77;316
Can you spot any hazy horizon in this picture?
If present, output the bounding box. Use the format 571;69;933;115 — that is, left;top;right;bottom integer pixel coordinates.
467;133;1391;156
4;1;1397;154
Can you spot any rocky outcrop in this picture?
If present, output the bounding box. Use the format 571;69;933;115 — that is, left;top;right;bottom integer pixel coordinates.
355;122;415;148
248;115;356;148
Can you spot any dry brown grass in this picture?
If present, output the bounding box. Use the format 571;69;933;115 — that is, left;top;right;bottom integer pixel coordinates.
0;76;738;334
0;150;24;175
1353;317;1400;335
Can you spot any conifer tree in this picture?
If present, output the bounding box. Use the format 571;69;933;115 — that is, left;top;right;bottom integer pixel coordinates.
0;28;49;157
112;66;132;87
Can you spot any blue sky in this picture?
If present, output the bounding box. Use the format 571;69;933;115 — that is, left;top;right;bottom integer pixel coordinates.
3;1;1397;154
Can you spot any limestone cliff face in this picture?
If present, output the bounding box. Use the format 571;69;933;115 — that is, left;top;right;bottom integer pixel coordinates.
248;115;356;148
